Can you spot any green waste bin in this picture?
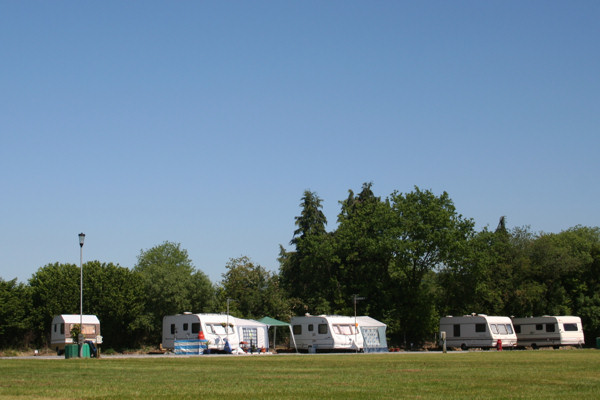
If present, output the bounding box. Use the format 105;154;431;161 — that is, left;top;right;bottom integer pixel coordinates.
596;337;600;349
65;344;78;359
81;343;91;358
65;343;91;358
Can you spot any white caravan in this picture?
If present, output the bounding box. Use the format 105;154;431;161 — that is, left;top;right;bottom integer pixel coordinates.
511;316;584;349
291;314;387;352
439;314;517;350
162;313;240;352
50;314;102;354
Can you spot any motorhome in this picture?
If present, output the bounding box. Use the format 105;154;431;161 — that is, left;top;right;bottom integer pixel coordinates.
162;313;240;352
511;316;584;349
291;314;387;352
439;314;517;350
50;314;102;354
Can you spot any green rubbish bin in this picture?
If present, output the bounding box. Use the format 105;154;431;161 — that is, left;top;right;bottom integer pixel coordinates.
596;337;600;349
81;343;91;358
64;343;91;359
64;344;78;359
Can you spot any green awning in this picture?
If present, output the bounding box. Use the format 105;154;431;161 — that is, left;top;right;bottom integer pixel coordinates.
258;316;290;327
257;317;297;352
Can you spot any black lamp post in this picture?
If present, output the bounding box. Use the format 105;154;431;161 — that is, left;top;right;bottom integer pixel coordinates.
78;233;85;357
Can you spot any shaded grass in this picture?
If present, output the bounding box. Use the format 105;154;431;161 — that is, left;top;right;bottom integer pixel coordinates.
0;350;599;399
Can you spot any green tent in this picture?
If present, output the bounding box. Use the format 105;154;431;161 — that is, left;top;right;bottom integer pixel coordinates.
258;317;297;352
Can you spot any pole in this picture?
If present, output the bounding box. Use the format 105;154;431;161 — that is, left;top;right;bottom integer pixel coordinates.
353;295;365;353
78;233;85;358
80;242;83;333
226;298;234;352
354;295;357;353
226;298;230;346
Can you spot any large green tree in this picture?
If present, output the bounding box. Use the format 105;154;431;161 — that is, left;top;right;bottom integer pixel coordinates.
525;226;600;344
29;262;80;346
334;183;393;318
437;221;529;317
387;186;475;344
28;261;146;349
219;256;290;320
279;190;337;314
133;241;215;344
79;261;145;349
0;278;32;347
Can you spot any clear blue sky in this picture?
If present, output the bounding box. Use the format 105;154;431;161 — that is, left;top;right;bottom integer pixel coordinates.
1;1;598;284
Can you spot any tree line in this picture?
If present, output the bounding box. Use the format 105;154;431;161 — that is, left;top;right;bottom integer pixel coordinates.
1;184;599;350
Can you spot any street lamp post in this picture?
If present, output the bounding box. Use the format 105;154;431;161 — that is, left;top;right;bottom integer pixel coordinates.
78;233;85;357
226;298;235;352
353;294;365;353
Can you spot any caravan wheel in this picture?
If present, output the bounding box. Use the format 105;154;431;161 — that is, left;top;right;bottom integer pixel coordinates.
461;343;468;351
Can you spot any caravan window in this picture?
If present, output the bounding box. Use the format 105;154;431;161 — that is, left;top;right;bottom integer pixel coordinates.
514;325;521;334
82;325;96;335
308;324;314;332
506;324;514;334
497;324;508;335
536;324;543;330
318;324;328;334
171;324;176;334
60;323;64;335
208;324;233;335
546;324;556;333
490;324;498;334
183;323;189;331
475;324;486;333
192;323;200;334
333;325;353;335
242;328;258;343
453;324;460;337
293;325;302;335
564;323;578;331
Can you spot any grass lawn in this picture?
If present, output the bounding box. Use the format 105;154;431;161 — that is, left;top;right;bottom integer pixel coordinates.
1;350;598;399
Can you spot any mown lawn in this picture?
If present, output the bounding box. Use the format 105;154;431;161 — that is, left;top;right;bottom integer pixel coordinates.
1;350;598;399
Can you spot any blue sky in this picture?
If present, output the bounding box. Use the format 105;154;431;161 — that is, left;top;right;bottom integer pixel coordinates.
1;1;598;284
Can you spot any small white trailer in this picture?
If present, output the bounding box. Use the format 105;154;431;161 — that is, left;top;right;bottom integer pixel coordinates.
511;316;584;349
162;313;240;353
439;314;517;350
291;314;388;352
50;314;102;354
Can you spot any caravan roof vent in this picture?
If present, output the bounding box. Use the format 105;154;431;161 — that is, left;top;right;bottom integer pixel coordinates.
183;312;192;315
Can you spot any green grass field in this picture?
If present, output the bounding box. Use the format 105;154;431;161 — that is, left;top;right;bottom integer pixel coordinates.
1;350;598;399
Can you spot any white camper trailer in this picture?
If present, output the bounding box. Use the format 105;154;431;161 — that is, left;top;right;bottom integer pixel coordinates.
162;313;240;353
439;314;517;350
511;316;584;349
50;314;102;354
233;317;269;352
291;315;388;352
